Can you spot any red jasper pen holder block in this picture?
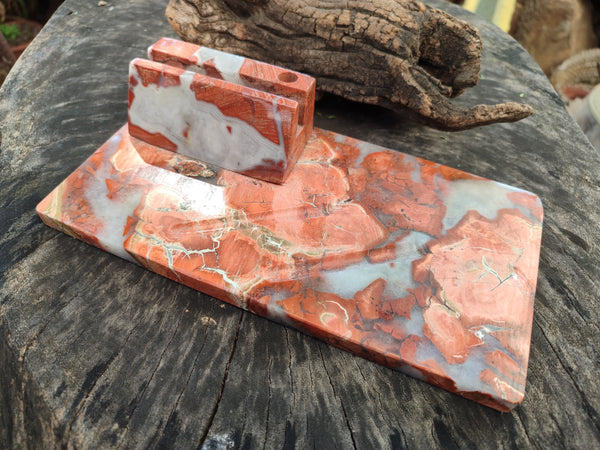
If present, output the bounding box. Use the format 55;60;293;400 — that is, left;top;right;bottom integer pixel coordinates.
37;38;543;412
129;38;315;184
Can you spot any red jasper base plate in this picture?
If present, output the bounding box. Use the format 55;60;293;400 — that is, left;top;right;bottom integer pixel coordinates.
37;125;543;411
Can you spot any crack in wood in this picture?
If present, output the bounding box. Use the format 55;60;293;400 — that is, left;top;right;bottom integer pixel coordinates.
16;256;115;375
538;282;600;338
534;321;600;434
0;223;59;264
284;328;296;405
431;418;461;449
318;346;358;450
153;300;215;445
116;286;188;446
515;407;539;450
262;346;273;450
350;357;397;443
196;311;245;448
63;320;142;443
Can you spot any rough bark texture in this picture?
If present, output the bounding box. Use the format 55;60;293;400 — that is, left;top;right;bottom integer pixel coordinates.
166;0;533;130
1;0;599;448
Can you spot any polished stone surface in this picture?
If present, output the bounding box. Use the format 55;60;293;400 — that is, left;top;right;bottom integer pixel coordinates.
129;38;315;184
37;114;542;410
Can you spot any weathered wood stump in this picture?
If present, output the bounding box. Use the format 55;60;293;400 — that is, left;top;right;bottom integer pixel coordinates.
166;0;533;130
0;0;599;448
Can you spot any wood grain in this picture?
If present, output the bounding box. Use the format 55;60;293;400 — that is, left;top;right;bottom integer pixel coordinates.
0;0;599;447
165;0;533;130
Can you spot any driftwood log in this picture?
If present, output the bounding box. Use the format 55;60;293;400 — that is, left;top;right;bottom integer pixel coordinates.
166;0;533;130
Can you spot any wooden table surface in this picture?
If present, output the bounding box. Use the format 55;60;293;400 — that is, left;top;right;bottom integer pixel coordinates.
1;0;598;447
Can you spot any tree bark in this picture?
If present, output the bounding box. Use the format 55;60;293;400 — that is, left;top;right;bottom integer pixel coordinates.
166;0;533;130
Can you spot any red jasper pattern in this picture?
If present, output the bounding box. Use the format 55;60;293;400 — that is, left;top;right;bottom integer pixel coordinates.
37;125;542;411
128;38;315;185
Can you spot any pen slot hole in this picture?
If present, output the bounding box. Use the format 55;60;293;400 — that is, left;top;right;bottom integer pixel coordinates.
278;71;298;83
